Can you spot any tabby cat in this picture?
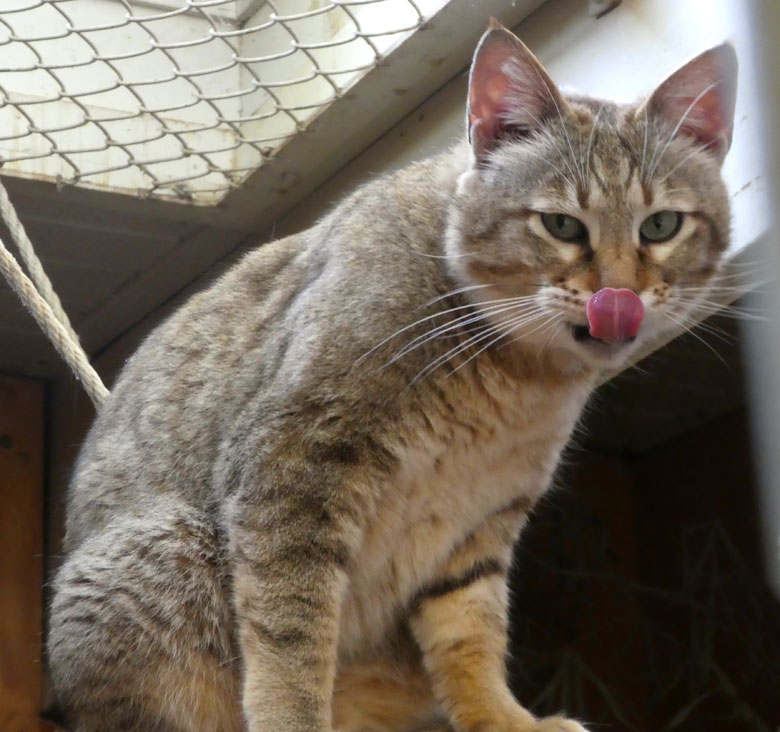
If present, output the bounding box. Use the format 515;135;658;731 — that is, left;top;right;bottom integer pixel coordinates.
48;20;738;732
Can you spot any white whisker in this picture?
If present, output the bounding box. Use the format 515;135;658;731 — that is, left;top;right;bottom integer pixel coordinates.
418;283;495;309
539;319;563;357
669;299;769;322
356;294;534;365
585;101;607;182
411;250;478;260
657;140;714;184
665;308;737;343
521;147;578;190
640;103;650;182
683;305;759;319
407;319;510;386
388;301;545;365
446;311;557;378
659;309;730;368
503;314;564;359
530;64;581;188
409;309;551;386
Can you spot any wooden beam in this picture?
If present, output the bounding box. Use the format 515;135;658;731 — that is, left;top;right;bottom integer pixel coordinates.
0;376;46;732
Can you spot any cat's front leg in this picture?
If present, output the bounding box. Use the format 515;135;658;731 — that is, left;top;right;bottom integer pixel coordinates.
410;499;589;732
226;439;369;732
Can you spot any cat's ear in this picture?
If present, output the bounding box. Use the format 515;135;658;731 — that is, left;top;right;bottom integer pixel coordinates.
645;43;738;163
467;20;569;162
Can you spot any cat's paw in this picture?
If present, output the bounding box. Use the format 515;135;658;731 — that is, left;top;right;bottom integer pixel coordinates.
530;716;589;732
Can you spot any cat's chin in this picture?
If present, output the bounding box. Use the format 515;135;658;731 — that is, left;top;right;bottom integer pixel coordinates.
554;323;641;370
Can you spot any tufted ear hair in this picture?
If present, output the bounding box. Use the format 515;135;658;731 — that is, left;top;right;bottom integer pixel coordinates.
467;19;570;163
644;43;738;164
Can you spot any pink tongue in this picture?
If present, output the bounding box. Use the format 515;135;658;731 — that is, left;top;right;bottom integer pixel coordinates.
586;288;645;344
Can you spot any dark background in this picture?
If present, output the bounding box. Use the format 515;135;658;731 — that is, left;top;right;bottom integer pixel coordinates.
508;308;780;731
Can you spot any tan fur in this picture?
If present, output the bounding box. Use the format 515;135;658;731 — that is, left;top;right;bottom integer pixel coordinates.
332;660;440;732
48;24;736;732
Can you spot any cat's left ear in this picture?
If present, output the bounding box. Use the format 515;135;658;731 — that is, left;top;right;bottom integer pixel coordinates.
467;20;570;163
645;44;738;163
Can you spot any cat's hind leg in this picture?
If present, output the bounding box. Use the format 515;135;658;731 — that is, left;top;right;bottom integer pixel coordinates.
48;500;243;732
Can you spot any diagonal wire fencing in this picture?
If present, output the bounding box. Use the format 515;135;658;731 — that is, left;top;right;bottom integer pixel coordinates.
0;0;444;205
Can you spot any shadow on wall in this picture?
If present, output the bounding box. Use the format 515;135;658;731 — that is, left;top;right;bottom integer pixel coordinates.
507;319;780;731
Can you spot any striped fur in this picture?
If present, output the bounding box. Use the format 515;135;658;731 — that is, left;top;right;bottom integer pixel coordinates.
48;23;736;732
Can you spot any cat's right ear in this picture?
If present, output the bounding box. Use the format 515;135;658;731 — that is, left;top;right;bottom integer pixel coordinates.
467;20;568;163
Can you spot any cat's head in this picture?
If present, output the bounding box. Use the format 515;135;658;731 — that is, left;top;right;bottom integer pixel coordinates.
445;21;737;372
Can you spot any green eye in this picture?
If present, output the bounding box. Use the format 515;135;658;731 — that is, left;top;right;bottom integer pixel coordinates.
640;211;683;243
541;213;588;243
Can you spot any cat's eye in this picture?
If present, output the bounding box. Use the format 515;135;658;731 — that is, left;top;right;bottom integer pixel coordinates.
541;213;588;244
639;211;683;243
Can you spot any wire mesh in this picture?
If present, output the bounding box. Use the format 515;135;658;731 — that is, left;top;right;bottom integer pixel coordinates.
0;0;445;205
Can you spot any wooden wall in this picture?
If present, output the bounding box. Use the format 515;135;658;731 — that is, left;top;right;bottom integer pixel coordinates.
0;376;56;732
508;410;779;731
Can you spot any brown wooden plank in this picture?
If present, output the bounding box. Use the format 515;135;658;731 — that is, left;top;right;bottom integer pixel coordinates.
0;376;46;732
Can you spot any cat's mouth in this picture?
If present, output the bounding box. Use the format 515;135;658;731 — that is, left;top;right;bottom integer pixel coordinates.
568;323;636;347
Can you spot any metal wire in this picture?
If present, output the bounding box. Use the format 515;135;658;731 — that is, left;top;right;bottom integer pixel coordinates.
0;0;438;205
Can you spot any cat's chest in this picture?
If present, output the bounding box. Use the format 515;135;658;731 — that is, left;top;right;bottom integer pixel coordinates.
338;373;590;656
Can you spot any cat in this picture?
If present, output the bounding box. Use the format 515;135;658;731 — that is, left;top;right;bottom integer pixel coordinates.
47;20;738;732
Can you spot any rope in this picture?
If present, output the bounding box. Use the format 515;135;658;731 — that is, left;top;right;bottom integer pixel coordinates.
0;179;109;409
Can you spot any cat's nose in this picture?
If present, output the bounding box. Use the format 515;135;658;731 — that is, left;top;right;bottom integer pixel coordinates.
586;288;644;343
593;246;641;295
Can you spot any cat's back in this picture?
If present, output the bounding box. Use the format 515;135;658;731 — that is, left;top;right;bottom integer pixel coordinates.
64;149;464;547
64;230;308;544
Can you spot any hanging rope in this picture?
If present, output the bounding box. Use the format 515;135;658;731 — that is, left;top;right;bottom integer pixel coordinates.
0;178;109;409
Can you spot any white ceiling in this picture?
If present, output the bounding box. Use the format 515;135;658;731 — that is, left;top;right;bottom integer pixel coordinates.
0;0;546;378
0;0;761;460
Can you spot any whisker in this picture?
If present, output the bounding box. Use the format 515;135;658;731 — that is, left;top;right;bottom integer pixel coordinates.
668;297;769;321
686;319;737;346
658;310;730;368
665;309;738;343
418;283;496;309
410;250;478;260
520;147;578;190
447;312;557;378
640;103;650;182
407;319;510;386
676;287;770;303
625;360;652;378
694;324;737;345
409;310;550;385
673;294;765;310
530;63;581;188
676;270;770;288
356;294;536;365
584;101;607;183
674;277;763;290
503;315;564;358
657;140;714;184
721;258;777;269
539;319;563;357
452;311;548;339
394;301;547;361
387;302;546;365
